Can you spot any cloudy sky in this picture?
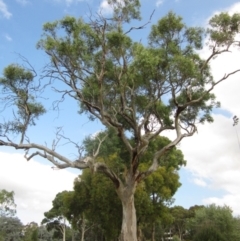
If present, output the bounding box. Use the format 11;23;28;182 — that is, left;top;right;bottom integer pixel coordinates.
0;0;240;225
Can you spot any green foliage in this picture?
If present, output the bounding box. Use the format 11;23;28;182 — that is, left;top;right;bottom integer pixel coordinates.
38;17;100;65
233;217;240;240
170;206;190;239
0;216;23;241
193;226;226;241
42;191;73;241
84;128;129;171
172;235;181;241
141;136;186;170
77;170;122;240
149;12;204;50
38;225;54;241
209;12;240;46
0;189;16;217
22;222;39;241
45;131;184;240
148;12;219;125
189;204;240;241
105;0;141;23
84;128;186;174
65;167;180;241
36;10;228;133
0;65;45;138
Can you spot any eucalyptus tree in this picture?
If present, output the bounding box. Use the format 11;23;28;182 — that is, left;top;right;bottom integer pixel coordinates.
188;204;240;241
42;189;91;241
42;131;184;241
0;216;23;241
22;222;39;241
1;1;240;240
0;189;16;217
42;191;71;241
38;225;54;241
170;206;189;241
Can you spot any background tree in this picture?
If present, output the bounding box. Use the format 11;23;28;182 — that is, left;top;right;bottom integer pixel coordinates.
169;206;189;240
22;222;39;241
42;191;72;241
0;189;17;217
167;205;204;240
233;216;240;241
0;216;23;241
135;168;180;241
188;204;240;241
75;170;122;241
1;1;240;240
38;225;55;241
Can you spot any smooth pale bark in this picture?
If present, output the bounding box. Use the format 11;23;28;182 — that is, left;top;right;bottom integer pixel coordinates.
71;229;75;241
63;229;65;241
151;223;156;241
80;217;86;241
117;179;137;241
137;227;144;241
62;219;66;241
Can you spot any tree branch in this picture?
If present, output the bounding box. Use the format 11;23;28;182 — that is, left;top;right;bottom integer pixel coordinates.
124;10;155;35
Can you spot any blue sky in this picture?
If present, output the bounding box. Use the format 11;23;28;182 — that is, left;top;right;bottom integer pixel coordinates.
1;0;240;225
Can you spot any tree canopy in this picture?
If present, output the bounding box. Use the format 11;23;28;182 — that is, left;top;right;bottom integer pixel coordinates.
0;216;23;241
188;204;240;241
0;189;17;217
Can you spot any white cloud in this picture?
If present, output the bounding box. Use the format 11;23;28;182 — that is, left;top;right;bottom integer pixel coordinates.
193;178;207;187
98;0;126;16
203;194;240;216
227;2;240;15
4;33;12;41
0;152;77;224
210;2;240;17
0;0;12;19
180;114;240;215
156;0;164;7
99;0;114;15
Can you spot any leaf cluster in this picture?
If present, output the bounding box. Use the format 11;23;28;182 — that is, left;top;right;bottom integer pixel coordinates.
0;189;16;217
0;65;45;139
209;12;240;46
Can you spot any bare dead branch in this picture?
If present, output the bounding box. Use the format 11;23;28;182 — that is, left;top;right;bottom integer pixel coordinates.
93;134;108;158
124;9;155;35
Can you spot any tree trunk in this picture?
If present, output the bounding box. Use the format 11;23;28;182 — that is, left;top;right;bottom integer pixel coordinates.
117;182;137;241
119;196;137;241
151;223;156;241
71;228;75;241
63;218;66;241
177;225;182;241
137;226;143;241
81;218;86;241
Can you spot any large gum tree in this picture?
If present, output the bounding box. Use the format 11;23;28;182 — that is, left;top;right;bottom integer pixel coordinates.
1;1;240;240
